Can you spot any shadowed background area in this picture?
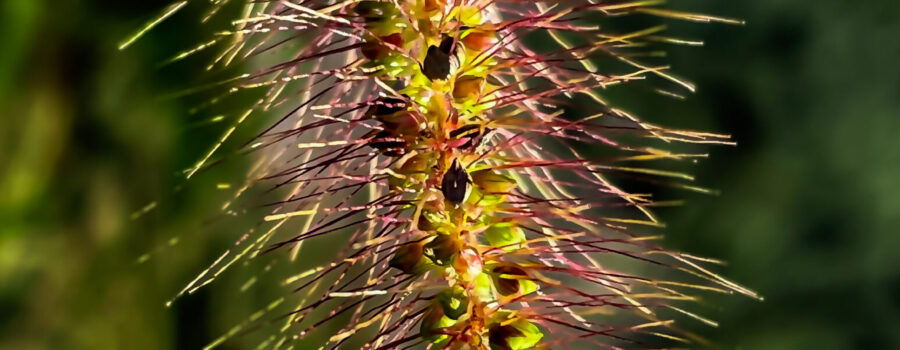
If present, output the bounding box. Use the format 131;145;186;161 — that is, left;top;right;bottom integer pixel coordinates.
1;0;898;349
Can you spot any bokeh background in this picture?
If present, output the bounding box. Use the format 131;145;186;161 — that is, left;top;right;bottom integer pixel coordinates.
2;0;899;349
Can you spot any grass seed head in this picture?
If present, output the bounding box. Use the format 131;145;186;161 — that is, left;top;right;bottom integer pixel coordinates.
131;0;757;348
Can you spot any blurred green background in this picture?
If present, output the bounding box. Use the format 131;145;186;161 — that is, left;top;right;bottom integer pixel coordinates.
1;0;899;349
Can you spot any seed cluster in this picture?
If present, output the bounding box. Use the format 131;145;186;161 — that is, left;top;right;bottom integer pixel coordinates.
358;1;542;348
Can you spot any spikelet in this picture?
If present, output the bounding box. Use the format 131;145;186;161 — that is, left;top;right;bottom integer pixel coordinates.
125;1;756;348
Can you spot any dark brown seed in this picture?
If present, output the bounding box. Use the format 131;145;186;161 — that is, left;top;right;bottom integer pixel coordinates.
423;35;460;81
438;35;455;54
423;45;451;80
440;159;472;205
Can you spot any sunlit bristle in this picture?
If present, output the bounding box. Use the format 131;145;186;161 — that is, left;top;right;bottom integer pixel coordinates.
118;1;188;51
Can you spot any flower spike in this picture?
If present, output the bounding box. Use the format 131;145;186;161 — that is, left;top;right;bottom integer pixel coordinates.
135;0;757;348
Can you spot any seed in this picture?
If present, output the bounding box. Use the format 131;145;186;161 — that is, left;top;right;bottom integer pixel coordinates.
488;319;543;350
423;35;461;81
389;241;425;274
424;234;461;266
360;33;405;60
437;285;469;320
441;159;472;205
488;325;523;350
452;75;485;101
492;265;528;296
353;1;392;20
471;169;516;194
420;304;455;343
423;46;451;80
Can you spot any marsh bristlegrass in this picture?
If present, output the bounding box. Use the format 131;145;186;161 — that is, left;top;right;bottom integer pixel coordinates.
127;1;759;348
